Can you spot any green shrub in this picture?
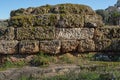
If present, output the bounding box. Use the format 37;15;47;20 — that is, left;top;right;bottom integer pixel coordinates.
0;60;26;70
30;52;52;67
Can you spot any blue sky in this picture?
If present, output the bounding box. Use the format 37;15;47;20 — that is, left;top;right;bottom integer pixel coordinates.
0;0;117;19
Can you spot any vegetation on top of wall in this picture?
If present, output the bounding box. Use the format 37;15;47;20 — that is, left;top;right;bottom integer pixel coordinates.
9;3;103;27
10;4;95;17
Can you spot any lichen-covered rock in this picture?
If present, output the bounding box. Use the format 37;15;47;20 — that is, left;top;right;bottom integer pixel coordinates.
19;40;39;54
57;14;84;28
16;26;55;40
61;40;78;53
84;14;103;28
111;39;120;51
40;40;61;54
94;27;120;40
95;39;112;51
9;4;103;28
56;28;94;40
0;40;18;54
10;4;95;17
9;14;59;27
34;27;55;40
9;14;84;28
9;15;34;27
78;39;95;52
0;27;14;40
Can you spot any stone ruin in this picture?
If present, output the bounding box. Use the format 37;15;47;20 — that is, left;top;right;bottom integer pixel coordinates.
0;4;120;55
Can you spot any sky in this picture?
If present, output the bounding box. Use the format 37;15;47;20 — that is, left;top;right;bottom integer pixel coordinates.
0;0;117;19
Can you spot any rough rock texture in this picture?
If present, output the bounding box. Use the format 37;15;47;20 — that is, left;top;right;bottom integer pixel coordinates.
94;27;120;40
9;4;103;28
61;40;78;53
78;39;95;52
95;39;112;51
40;40;61;54
10;4;95;16
19;40;39;54
0;27;14;40
84;14;103;28
111;39;120;51
56;28;94;40
0;40;18;54
95;39;120;52
16;26;55;40
57;14;84;28
0;4;119;55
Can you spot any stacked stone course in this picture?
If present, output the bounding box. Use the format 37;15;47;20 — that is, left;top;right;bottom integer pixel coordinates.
0;4;119;54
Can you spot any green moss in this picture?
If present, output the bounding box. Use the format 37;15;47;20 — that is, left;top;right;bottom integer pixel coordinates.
30;52;56;67
9;15;34;27
10;3;95;17
9;4;102;27
53;4;95;14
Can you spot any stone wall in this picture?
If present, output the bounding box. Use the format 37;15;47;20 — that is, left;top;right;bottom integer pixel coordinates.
0;4;120;55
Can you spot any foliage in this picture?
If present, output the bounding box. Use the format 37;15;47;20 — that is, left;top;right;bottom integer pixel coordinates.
19;75;36;80
9;4;98;27
96;6;120;25
30;52;55;67
0;60;26;70
58;53;77;64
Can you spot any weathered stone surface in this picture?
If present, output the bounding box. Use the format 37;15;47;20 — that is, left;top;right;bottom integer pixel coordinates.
85;14;103;28
40;40;61;54
57;14;84;28
95;39;112;51
111;39;120;51
61;40;78;53
34;27;55;40
78;39;95;52
10;14;84;28
9;14;59;27
19;40;39;54
0;27;14;40
94;27;120;40
56;28;94;40
10;4;95;17
0;40;18;54
16;26;55;40
9;4;103;28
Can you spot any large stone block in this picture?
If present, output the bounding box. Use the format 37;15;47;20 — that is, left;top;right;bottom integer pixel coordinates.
16;26;55;40
0;40;18;54
0;27;14;40
40;40;61;54
84;14;103;28
57;14;84;28
77;39;95;52
111;39;120;51
61;40;79;53
94;27;120;40
95;39;112;51
19;40;39;54
56;28;94;40
34;27;55;40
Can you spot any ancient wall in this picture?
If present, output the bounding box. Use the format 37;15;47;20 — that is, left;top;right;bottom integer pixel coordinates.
0;4;120;55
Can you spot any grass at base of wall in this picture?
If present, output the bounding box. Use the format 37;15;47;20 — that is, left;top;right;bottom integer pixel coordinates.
0;60;27;71
1;52;120;80
1;52;120;70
